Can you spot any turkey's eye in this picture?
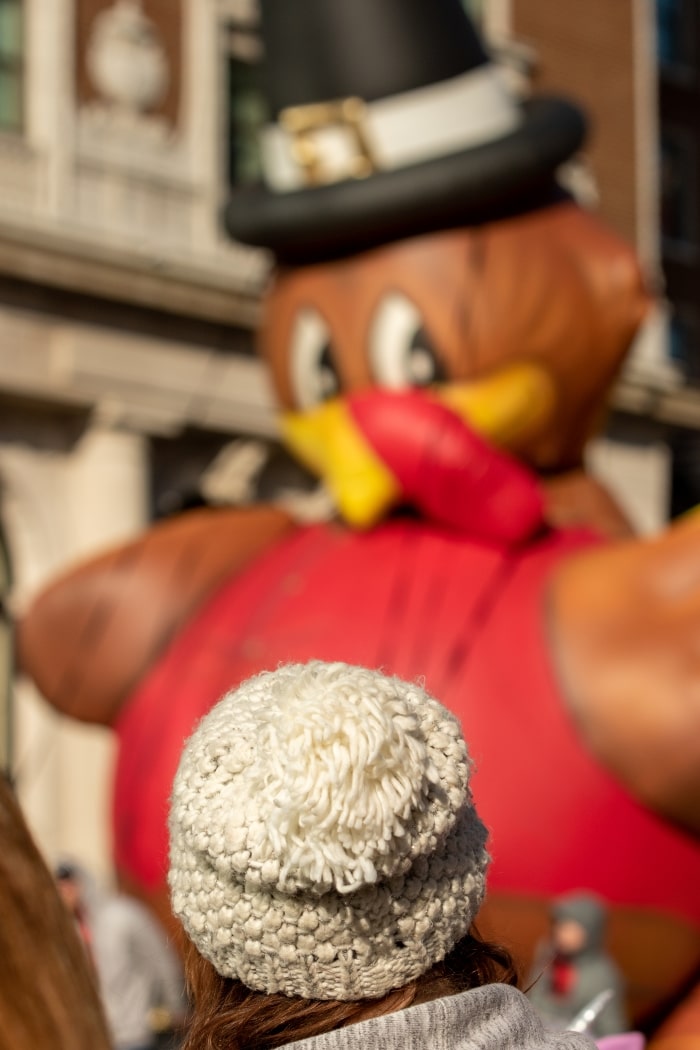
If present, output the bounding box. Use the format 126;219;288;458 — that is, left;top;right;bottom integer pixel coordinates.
369;293;446;389
289;308;341;409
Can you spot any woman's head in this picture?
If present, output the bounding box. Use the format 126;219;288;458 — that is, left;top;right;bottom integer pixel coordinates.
168;661;490;1001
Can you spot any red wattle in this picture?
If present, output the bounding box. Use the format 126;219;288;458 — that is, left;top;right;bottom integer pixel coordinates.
347;389;545;546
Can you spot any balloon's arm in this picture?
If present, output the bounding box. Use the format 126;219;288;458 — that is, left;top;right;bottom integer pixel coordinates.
15;505;295;725
549;510;700;836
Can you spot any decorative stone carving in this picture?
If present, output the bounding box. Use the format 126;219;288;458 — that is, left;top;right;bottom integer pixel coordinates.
86;0;169;116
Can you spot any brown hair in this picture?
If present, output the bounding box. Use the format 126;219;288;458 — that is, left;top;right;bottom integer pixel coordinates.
0;775;112;1050
181;927;518;1050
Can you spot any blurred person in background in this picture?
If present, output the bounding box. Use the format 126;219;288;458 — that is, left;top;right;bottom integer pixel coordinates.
527;892;628;1039
55;857;188;1050
55;859;95;965
92;888;188;1050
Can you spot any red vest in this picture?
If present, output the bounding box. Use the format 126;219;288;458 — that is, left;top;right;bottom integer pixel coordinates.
115;519;700;927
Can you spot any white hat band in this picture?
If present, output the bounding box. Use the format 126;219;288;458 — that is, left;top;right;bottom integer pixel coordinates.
260;64;521;192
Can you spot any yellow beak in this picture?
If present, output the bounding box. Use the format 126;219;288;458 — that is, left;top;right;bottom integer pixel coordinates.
281;362;555;528
439;362;556;451
281;400;400;529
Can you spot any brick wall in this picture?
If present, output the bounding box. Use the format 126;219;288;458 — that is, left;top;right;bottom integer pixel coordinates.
512;0;639;249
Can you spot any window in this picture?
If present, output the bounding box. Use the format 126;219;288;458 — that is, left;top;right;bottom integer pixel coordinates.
461;0;485;25
226;20;266;188
671;422;700;518
669;308;700;379
656;0;697;73
0;0;23;130
660;129;698;248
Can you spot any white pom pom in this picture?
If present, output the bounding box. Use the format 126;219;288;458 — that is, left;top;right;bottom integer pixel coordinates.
259;664;439;893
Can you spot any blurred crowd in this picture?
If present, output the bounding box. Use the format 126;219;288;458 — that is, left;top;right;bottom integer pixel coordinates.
54;860;187;1050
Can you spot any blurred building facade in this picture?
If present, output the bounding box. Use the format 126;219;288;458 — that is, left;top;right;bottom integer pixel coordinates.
0;0;694;877
0;0;276;879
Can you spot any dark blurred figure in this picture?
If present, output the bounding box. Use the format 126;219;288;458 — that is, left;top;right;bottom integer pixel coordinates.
55;859;95;964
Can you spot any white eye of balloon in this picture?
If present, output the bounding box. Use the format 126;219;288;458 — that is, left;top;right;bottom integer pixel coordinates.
369;293;445;389
288;308;341;409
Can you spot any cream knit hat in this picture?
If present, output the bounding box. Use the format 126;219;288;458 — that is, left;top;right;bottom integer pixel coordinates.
168;661;489;1000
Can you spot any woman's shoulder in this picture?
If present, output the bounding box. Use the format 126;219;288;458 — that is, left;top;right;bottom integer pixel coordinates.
281;985;594;1050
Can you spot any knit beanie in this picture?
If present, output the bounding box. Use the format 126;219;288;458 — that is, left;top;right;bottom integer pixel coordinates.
168;661;489;1000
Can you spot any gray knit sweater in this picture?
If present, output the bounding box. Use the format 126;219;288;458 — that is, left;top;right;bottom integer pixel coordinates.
283;984;595;1050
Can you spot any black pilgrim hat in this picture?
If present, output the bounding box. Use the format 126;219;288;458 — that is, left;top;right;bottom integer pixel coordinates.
225;0;587;264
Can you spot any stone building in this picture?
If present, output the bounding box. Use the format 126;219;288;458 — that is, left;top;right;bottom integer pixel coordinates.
0;0;687;878
0;0;275;878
